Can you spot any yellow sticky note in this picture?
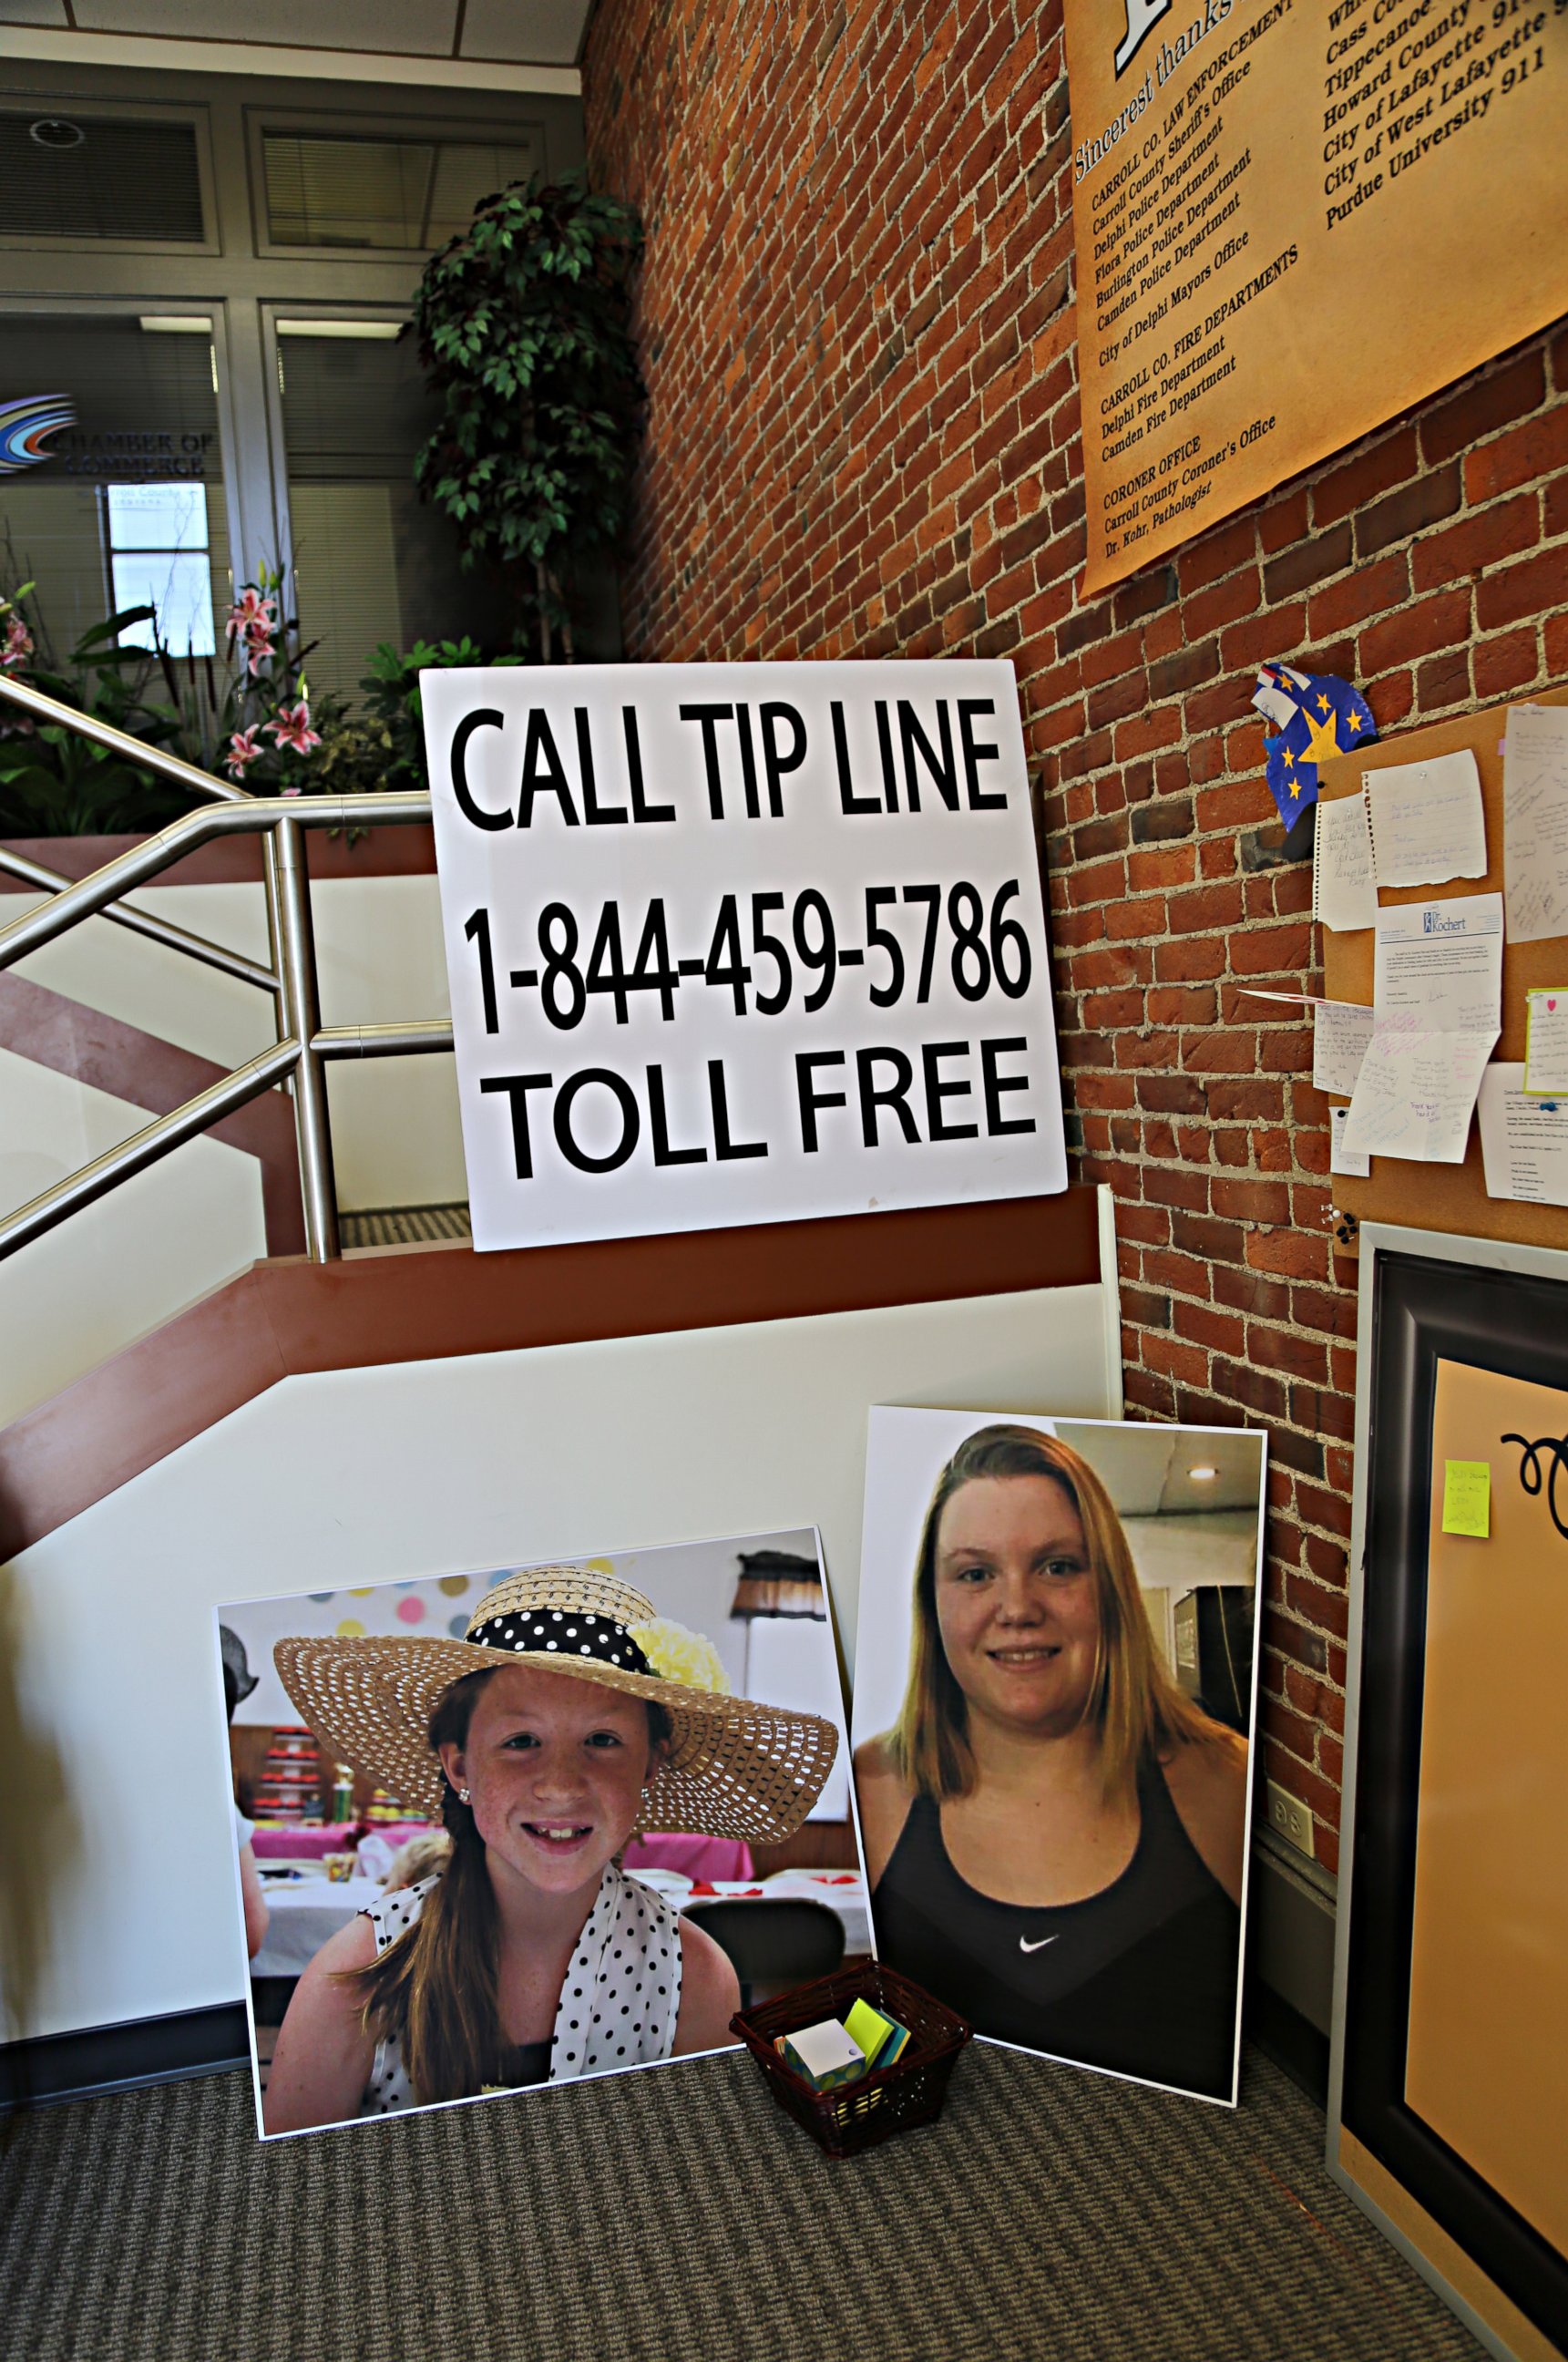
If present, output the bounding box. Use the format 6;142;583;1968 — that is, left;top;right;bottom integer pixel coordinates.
1441;1461;1491;1538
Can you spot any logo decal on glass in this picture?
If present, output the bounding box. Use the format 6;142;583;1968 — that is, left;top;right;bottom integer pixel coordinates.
0;394;75;476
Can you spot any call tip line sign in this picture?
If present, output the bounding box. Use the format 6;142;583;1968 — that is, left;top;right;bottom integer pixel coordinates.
422;662;1070;1252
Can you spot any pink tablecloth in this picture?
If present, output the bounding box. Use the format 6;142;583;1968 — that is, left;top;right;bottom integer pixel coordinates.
622;1832;755;1882
251;1821;428;1861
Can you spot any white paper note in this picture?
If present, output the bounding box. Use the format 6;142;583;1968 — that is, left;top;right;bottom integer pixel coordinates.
1313;792;1378;932
1502;705;1568;944
1523;988;1568;1096
1340;1016;1498;1164
1479;1063;1568;1205
1373;894;1503;1034
1313;1001;1375;1097
1367;751;1487;888
1329;1105;1370;1176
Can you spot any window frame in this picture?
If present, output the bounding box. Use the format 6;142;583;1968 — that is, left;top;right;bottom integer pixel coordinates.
0;92;221;259
0;294;246;660
243;101;548;264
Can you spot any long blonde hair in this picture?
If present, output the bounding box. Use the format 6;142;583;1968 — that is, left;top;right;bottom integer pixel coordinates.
345;1669;671;2104
889;1424;1225;1809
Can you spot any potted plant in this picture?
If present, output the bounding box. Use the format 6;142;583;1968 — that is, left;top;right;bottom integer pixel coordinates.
412;172;646;661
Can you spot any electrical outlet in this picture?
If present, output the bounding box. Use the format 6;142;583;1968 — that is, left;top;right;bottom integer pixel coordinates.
1266;1780;1316;1861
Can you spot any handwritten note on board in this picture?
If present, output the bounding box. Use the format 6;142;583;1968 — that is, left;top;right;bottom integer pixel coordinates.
1313;1001;1375;1098
1329;1105;1370;1177
1340;1018;1498;1165
1502;705;1568;945
1368;752;1487;889
1313;793;1378;933
1440;1461;1491;1539
1523;990;1568;1096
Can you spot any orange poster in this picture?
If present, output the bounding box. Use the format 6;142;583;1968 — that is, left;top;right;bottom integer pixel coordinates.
1064;0;1568;594
1406;1359;1568;2257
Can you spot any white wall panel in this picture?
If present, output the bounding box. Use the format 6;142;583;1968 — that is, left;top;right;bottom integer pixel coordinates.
0;1278;1114;2039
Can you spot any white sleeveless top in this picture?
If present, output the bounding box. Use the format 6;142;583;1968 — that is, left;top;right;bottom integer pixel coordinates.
358;1864;684;2115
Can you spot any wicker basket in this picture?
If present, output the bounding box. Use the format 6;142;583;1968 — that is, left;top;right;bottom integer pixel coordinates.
731;1959;971;2159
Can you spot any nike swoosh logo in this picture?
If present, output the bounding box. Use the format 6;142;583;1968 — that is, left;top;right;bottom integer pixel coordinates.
1019;1936;1058;1953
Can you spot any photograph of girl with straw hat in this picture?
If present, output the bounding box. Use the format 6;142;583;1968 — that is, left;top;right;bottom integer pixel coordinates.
220;1534;851;2138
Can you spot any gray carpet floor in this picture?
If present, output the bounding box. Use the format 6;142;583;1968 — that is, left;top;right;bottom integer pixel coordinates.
0;2044;1483;2362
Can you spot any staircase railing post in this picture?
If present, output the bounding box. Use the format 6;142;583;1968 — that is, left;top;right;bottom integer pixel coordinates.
272;816;340;1262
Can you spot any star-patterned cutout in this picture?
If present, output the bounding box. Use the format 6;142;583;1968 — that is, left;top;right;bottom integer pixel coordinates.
1301;706;1342;774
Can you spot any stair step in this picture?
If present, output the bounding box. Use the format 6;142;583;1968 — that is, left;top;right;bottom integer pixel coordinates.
340;1203;472;1249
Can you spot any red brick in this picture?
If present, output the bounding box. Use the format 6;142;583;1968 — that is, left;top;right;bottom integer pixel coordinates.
1307;552;1409;637
1411;492;1539;593
1177;515;1256;594
1229;923;1311;977
1464;405;1568;503
1477;548;1568;633
1314;427;1419;528
1473;627;1541;702
1358;587;1472;675
1420;351;1546;467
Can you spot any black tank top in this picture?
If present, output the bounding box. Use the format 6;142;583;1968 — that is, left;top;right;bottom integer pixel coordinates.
872;1755;1241;2098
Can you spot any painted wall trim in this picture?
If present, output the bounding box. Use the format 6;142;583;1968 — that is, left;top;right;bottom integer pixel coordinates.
0;1186;1103;1561
0;28;580;95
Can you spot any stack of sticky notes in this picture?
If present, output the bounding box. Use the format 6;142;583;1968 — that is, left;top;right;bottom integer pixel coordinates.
778;2018;866;2092
843;1997;912;2069
775;2002;917;2091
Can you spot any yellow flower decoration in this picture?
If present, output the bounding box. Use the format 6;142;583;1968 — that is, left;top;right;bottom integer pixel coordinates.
630;1617;731;1694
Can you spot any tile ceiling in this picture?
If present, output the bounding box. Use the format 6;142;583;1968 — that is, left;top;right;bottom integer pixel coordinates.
0;1;589;71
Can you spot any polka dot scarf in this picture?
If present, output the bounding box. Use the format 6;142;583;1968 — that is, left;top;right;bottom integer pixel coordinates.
549;1864;683;2080
358;1865;682;2113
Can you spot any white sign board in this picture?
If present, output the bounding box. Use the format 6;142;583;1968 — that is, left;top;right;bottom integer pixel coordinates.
421;662;1069;1250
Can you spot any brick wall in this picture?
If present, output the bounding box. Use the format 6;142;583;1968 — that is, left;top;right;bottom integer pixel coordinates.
583;0;1568;1874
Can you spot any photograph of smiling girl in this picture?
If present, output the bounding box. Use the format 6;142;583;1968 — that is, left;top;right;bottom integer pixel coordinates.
851;1412;1266;2104
217;1529;856;2139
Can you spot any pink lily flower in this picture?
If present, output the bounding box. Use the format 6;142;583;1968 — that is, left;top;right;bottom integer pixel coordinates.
226;587;278;641
241;622;276;678
225;724;263;780
0;617;34;673
267;701;322;757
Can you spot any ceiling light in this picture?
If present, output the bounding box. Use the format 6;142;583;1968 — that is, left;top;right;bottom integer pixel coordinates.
274;320;404;340
1187;1464;1218;1482
140;316;212;334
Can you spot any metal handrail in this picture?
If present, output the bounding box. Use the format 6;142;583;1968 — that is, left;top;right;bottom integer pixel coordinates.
0;839;279;993
0;669;252;803
0;789;431;972
0;668;280;991
0;674;448;1268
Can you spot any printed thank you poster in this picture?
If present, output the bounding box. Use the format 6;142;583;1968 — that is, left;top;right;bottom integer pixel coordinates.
1067;0;1568;592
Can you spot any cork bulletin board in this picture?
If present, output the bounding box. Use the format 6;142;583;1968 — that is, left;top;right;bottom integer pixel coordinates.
1318;683;1568;1252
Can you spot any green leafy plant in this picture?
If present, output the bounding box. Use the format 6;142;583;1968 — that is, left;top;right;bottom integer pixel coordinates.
0;588;193;837
412;173;645;657
358;638;524;791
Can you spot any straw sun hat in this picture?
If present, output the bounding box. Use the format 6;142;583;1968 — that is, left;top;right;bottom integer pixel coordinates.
274;1566;840;1844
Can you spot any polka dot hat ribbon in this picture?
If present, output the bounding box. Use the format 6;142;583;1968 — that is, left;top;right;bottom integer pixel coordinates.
464;1601;653;1677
